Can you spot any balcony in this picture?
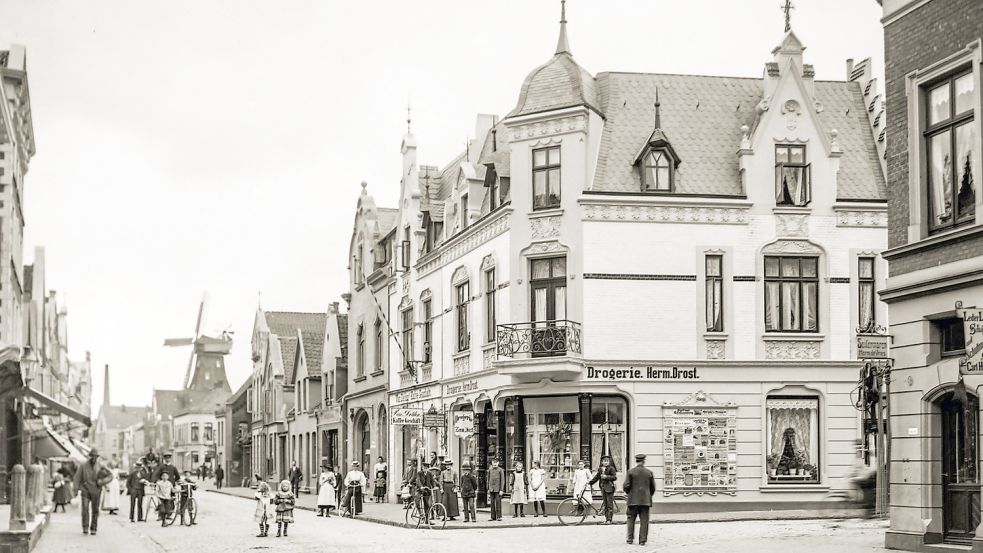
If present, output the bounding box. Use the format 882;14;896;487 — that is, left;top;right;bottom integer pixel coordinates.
495;320;583;382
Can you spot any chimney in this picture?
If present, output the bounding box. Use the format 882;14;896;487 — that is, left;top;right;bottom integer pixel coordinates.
328;302;340;315
846;58;855;81
103;364;110;408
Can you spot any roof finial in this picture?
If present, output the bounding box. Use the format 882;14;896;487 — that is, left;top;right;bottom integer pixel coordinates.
407;104;412;134
654;88;662;129
555;0;570;55
781;0;794;33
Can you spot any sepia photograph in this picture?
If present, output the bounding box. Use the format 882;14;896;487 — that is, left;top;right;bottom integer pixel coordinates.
0;0;979;551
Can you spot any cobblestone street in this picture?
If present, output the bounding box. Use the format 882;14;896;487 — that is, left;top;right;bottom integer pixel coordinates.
33;490;892;553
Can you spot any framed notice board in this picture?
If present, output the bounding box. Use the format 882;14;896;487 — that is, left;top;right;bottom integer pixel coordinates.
663;391;737;496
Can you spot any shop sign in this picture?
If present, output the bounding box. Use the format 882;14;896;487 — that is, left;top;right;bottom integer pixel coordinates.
452;412;474;438
960;308;983;375
394;386;434;405
585;365;700;381
391;408;423;426
857;334;890;359
423;409;446;429
444;379;479;397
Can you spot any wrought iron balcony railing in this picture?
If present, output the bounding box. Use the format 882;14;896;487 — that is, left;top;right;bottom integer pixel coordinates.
496;320;582;359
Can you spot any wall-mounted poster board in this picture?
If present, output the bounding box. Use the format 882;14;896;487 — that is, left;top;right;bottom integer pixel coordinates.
663;391;737;496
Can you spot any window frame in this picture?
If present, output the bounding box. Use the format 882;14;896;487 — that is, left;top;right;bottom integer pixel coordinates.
529;256;567;323
765;395;821;485
422;299;433;364
705;254;724;332
485;268;497;344
857;257;876;333
373;318;383;371
937;318;967;357
460;193;469;230
763;255;820;333
532;146;561;211
643;149;674;192
774;144;812;207
400;307;414;371
456;282;470;352
356;324;365;377
924;69;977;234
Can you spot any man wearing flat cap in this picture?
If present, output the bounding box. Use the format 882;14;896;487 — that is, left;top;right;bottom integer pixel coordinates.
622;453;655;546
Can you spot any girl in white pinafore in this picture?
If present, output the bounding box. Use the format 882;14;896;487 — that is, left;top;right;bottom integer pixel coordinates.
528;461;548;516
317;466;337;517
571;460;594;507
102;467;121;514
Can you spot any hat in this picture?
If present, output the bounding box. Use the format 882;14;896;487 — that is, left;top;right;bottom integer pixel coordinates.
462;463;472;470
600;455;612;461
442;459;453;466
429;465;441;471
88;448;100;458
634;453;647;462
352;461;360;467
163;452;173;458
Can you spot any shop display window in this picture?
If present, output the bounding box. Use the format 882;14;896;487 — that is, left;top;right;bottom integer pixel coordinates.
766;397;820;484
590;397;627;491
524;396;580;496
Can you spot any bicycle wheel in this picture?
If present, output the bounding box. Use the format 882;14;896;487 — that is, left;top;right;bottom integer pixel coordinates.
146;497;158;522
162;505;178;527
556;498;587;526
348;495;357;518
187;498;197;525
427;503;447;529
405;503;421;527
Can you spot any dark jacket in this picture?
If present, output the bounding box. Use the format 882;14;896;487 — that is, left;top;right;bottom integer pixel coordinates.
289;466;303;485
459;473;478;498
622;464;655;507
589;464;618;493
487;466;505;493
73;459;112;498
126;468;149;495
416;468;436;495
151;463;180;483
214;466;224;480
402;466;418;490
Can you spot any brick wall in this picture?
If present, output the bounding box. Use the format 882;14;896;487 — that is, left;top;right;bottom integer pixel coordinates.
884;0;983;274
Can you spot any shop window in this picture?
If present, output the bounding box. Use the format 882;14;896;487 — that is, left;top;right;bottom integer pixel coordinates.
766;397;820;484
524;396;580;496
924;70;976;234
764;256;819;332
590;397;628;491
937;318;967;356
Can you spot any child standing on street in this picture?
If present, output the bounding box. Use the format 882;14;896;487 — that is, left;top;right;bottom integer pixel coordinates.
254;481;275;537
509;461;529;518
155;472;175;526
274;480;295;537
459;463;478;523
52;473;70;512
373;470;386;503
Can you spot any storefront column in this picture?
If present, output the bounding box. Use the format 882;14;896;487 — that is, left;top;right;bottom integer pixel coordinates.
495;409;507;466
476;411;488;508
579;393;592;466
513;398;526;467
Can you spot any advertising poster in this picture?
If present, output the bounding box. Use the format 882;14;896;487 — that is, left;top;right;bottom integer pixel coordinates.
663;406;737;496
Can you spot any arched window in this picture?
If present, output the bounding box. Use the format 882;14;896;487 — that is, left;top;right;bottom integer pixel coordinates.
643;149;673;191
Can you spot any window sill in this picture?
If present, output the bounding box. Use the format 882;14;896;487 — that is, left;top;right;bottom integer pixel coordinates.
452;350;470;359
528;208;563;219
883;223;983;260
762;333;824;341
353;376;367;383
759;484;828;493
704;332;728;340
370;369;385;378
773;206;812;215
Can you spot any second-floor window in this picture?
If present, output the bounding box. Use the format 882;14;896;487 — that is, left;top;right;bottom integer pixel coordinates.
531;257;567;322
764;256;818;332
937;318;966;356
705;255;723;332
191;423;200;443
401;307;414;371
925;71;976;233
356;324;365;377
775;144;810;207
533;146;561;210
422;299;433;363
204;423;213;442
456;282;470;352
374;318;383;371
858;257;876;332
485;269;497;343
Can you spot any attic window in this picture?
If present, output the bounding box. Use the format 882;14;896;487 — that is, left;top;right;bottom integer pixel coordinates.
643;149;674;191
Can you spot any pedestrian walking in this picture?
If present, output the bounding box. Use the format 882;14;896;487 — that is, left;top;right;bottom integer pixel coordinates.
509;461;529;518
486;458;505;521
126;460;150;522
73;448;113;535
155;472;175;527
373;456;388;502
288;461;303;496
52;472;71;512
623;453;655;546
214;464;224;489
254;481;275;537
439;460;460;520
529;460;547;517
589;455;618;524
316;465;337;517
342;461;367;515
459;463;478;523
571;460;594;512
274;480;295;537
151;453;180;484
102;465;121;515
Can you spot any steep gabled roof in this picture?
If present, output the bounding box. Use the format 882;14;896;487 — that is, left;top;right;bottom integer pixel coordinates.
265;311;326;337
98;405;148;430
507;52;601;119
278;336;298;383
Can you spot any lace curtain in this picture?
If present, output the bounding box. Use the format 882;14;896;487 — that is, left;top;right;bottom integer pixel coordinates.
768;399;818;466
776;166;806;206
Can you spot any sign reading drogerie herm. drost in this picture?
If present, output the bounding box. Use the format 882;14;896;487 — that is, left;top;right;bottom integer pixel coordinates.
585;366;700;381
960;308;983;375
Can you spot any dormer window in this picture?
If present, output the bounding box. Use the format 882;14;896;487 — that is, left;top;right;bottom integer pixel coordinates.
643;149;674;191
775;144;811;206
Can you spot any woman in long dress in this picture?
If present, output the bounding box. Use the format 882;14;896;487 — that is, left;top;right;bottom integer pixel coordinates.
571;460;593;511
439;460;460;520
102;466;121;514
317;466;337;517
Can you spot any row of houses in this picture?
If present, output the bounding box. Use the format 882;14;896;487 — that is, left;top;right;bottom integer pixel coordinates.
217;7;896;514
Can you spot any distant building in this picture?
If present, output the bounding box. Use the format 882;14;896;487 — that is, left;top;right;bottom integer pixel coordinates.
316;302;348;473
220;378;251;486
287;320;326;492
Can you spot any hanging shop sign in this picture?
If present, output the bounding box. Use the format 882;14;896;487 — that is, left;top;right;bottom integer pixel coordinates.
391;408;423;426
423;407;446;429
857;334;890;359
960;308;983;375
663;391;737;496
452;412;475;438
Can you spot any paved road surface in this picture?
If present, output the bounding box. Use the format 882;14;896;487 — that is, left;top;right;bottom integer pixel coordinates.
35;490;893;553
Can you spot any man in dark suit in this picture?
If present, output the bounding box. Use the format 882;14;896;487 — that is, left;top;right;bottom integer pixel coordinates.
126;459;150;522
73;448;112;535
623;453;655;545
289;461;303;496
214;464;224;489
590;455;618;524
151;452;179;483
486;458;505;521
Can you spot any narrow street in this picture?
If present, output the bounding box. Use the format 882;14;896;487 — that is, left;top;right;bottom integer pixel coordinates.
34;491;892;553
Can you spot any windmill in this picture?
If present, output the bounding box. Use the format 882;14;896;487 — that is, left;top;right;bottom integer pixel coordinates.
164;292;232;393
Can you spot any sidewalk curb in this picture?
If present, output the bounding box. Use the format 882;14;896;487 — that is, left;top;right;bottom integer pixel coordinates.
205;489;875;531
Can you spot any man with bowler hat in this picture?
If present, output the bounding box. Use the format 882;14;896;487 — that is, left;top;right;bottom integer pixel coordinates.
623;453;655;545
73;448;112;535
590;454;618;524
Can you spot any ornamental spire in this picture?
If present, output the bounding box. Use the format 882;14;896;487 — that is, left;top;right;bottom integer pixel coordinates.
781;0;794;33
555;0;570;55
654;88;662;130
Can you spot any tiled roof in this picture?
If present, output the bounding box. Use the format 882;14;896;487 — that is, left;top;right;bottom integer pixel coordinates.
300;329;325;377
265;312;326;338
98;405;148;429
279;336;298;383
154;388;228;419
376;208;399;235
508;52;601;119
337;314;349;364
592;72;886;199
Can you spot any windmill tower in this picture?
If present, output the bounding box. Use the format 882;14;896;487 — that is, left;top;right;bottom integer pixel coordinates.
163;292;233;393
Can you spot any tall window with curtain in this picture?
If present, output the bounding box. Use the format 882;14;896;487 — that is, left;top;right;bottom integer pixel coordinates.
456;282;470;352
705;254;723;332
764;256;819;332
775;144;810;206
858;257;876;332
356;324;365;377
485;269;496;343
766;397;819;483
422;299;433;363
532;146;561;210
400;307;414;371
374;318;383;370
530;257;568;357
925;70;976;233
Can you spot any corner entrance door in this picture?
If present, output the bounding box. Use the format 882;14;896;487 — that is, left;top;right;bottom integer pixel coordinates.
941;391;981;544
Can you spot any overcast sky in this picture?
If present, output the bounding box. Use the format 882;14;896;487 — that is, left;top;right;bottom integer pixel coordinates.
0;0;884;410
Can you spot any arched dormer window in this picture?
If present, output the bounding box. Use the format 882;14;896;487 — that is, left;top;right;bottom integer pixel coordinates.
642;148;675;191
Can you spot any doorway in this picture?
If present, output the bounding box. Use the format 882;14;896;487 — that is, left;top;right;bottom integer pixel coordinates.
356;411;371;470
940;390;980;544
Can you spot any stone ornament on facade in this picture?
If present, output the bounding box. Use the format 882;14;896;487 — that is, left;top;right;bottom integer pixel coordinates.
509;114;587;140
482;347;495;372
529;216;562;240
417;210;510;276
480;254;495;272
523;240;568;256
705;340;726;360
581;203;749;225
761;239;822;255
764;340;821;360
782;99;801;131
835;210;888;228
453;354;470;376
775;213;809;237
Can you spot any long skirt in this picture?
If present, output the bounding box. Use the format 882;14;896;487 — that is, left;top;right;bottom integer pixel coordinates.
342;487;363;514
440;482;460;517
102;479;121;511
53;483;72;505
317;481;336;509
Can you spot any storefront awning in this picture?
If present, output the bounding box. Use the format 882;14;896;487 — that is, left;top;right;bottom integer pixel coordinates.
25;419;87;462
20;386;92;427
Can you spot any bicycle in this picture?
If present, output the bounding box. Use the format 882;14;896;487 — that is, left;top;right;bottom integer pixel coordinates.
556;487;621;526
144;483;158;523
176;481;198;526
341;482;361;518
403;486;447;529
